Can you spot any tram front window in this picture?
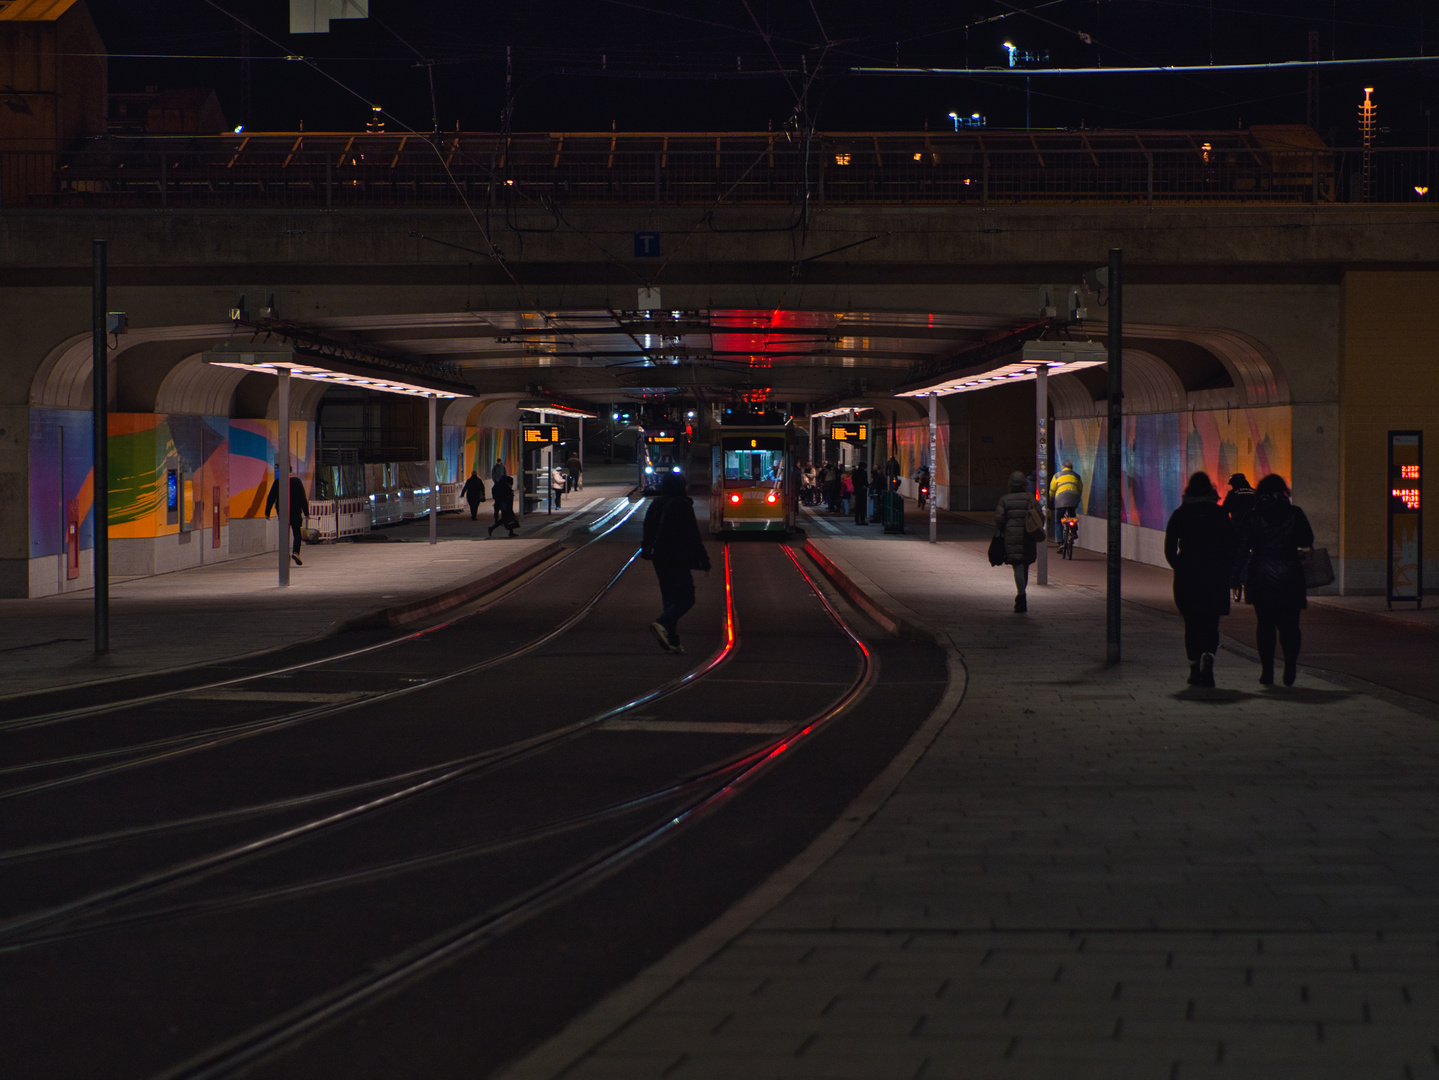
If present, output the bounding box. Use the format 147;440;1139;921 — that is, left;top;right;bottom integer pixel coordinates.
722;436;786;487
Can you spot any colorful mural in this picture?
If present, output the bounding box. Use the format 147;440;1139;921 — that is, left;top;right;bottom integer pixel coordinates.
228;420;314;520
28;409;94;559
892;421;951;486
1055;406;1292;527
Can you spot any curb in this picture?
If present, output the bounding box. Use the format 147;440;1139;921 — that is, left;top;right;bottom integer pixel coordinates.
338;540;565;630
800;538;933;641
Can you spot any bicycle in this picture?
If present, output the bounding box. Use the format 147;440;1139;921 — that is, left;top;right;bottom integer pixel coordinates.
1057;513;1078;559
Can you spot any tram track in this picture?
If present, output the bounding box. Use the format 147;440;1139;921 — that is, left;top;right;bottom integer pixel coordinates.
0;500;646;800
0;534;904;1080
153;540;875;1080
0;497;640;733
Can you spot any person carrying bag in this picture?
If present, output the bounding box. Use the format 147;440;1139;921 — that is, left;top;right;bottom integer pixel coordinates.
993;471;1044;612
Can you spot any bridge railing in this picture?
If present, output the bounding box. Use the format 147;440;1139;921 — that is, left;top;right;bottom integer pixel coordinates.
0;133;1433;209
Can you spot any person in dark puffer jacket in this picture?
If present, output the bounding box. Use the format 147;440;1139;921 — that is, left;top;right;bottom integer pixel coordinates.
641;471;711;654
1238;473;1314;686
994;470;1043;613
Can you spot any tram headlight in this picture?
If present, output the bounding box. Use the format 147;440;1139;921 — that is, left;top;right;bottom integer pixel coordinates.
671;466;682;473
644;466;654;473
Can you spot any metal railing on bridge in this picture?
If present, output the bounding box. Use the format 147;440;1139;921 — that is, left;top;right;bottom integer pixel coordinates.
1;130;1433;209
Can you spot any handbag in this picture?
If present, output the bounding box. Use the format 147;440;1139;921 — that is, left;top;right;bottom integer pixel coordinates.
1299;547;1334;589
987;532;1006;567
1024;500;1045;541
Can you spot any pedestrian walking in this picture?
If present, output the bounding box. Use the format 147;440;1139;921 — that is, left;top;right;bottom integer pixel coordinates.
641;471;710;654
487;473;520;537
1163;472;1235;687
490;457;507;484
993;470;1044;612
550;463;566;509
1221;472;1258;599
460;470;486;520
565;451;581;492
1048;460;1083;541
264;469;309;566
1238;473;1315;686
852;459;869;524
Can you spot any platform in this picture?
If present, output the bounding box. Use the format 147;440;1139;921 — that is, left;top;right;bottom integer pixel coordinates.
0;477;633;700
501;511;1439;1079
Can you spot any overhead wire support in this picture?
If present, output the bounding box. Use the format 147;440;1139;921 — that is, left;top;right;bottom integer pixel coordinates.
852;55;1439;77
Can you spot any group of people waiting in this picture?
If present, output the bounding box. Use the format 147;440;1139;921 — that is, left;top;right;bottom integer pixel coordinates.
1165;471;1314;689
801;458;902;525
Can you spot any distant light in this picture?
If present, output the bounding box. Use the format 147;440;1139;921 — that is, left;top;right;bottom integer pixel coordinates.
1416;185;1429;196
233;125;244;133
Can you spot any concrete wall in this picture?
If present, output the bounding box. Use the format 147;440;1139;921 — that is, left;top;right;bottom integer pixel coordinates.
1339;271;1439;595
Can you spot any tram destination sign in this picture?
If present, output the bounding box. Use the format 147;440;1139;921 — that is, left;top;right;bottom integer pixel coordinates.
828;422;869;442
521;423;561;445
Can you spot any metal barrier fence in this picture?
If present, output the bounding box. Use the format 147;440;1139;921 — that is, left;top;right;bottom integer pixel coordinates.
1;134;1434;208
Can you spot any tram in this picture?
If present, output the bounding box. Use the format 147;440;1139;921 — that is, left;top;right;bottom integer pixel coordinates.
709;423;796;535
638;429;689;494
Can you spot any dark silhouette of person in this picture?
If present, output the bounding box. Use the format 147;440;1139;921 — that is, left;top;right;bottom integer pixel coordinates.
264;472;309;566
460;471;486;520
490;459;508;525
1164;471;1235;687
641;471;710;654
852;460;870;525
993;470;1042;612
487;474;519;537
565;452;581;492
1238;474;1314;686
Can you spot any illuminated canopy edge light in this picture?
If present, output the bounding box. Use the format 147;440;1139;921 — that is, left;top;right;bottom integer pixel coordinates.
202;348;464;398
518;400;600;419
894;340;1108;397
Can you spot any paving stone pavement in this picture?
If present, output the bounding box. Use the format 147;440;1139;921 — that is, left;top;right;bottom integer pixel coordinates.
506;536;1439;1080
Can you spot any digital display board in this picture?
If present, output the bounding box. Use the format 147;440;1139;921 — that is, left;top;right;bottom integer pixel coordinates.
648;434;676;444
828;422;869;442
521;423;561;445
1387;430;1423;605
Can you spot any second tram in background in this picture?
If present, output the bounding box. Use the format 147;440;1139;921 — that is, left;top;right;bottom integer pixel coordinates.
638;428;689;493
710;423;796;535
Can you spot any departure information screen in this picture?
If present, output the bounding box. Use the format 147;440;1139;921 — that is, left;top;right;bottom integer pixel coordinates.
828;422;868;442
521;424;560;445
1387;430;1423;602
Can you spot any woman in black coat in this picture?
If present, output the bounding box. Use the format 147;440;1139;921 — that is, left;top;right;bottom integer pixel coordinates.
1238;473;1315;686
993;470;1042;613
1164;472;1235;687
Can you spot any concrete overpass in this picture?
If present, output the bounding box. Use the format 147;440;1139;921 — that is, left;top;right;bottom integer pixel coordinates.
5;131;1438;598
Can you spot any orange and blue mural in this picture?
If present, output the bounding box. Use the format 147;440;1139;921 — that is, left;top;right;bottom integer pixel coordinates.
31;410;313;557
1055;406;1292;527
28;410;95;558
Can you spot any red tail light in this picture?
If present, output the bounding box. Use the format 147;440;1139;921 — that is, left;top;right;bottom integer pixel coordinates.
766;492;777;504
729;493;741;504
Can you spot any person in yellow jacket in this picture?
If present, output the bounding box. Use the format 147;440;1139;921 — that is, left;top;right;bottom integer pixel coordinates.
1048;462;1083;541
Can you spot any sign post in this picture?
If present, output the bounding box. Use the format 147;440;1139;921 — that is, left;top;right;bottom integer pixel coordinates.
928;392;938;543
92;240;109;653
1036;365;1048;584
1106;247;1123;663
1387;430;1423;608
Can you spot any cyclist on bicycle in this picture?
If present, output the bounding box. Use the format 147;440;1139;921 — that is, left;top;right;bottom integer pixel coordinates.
1048;461;1083;542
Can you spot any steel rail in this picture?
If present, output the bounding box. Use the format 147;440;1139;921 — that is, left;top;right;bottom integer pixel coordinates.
0;540;742;946
0;505;647;800
0;497;639;733
149;540;874;1080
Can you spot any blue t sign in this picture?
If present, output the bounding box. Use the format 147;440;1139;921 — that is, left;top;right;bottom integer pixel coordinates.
634;232;660;257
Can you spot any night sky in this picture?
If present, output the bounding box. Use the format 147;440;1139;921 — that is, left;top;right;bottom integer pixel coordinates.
87;1;1438;143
